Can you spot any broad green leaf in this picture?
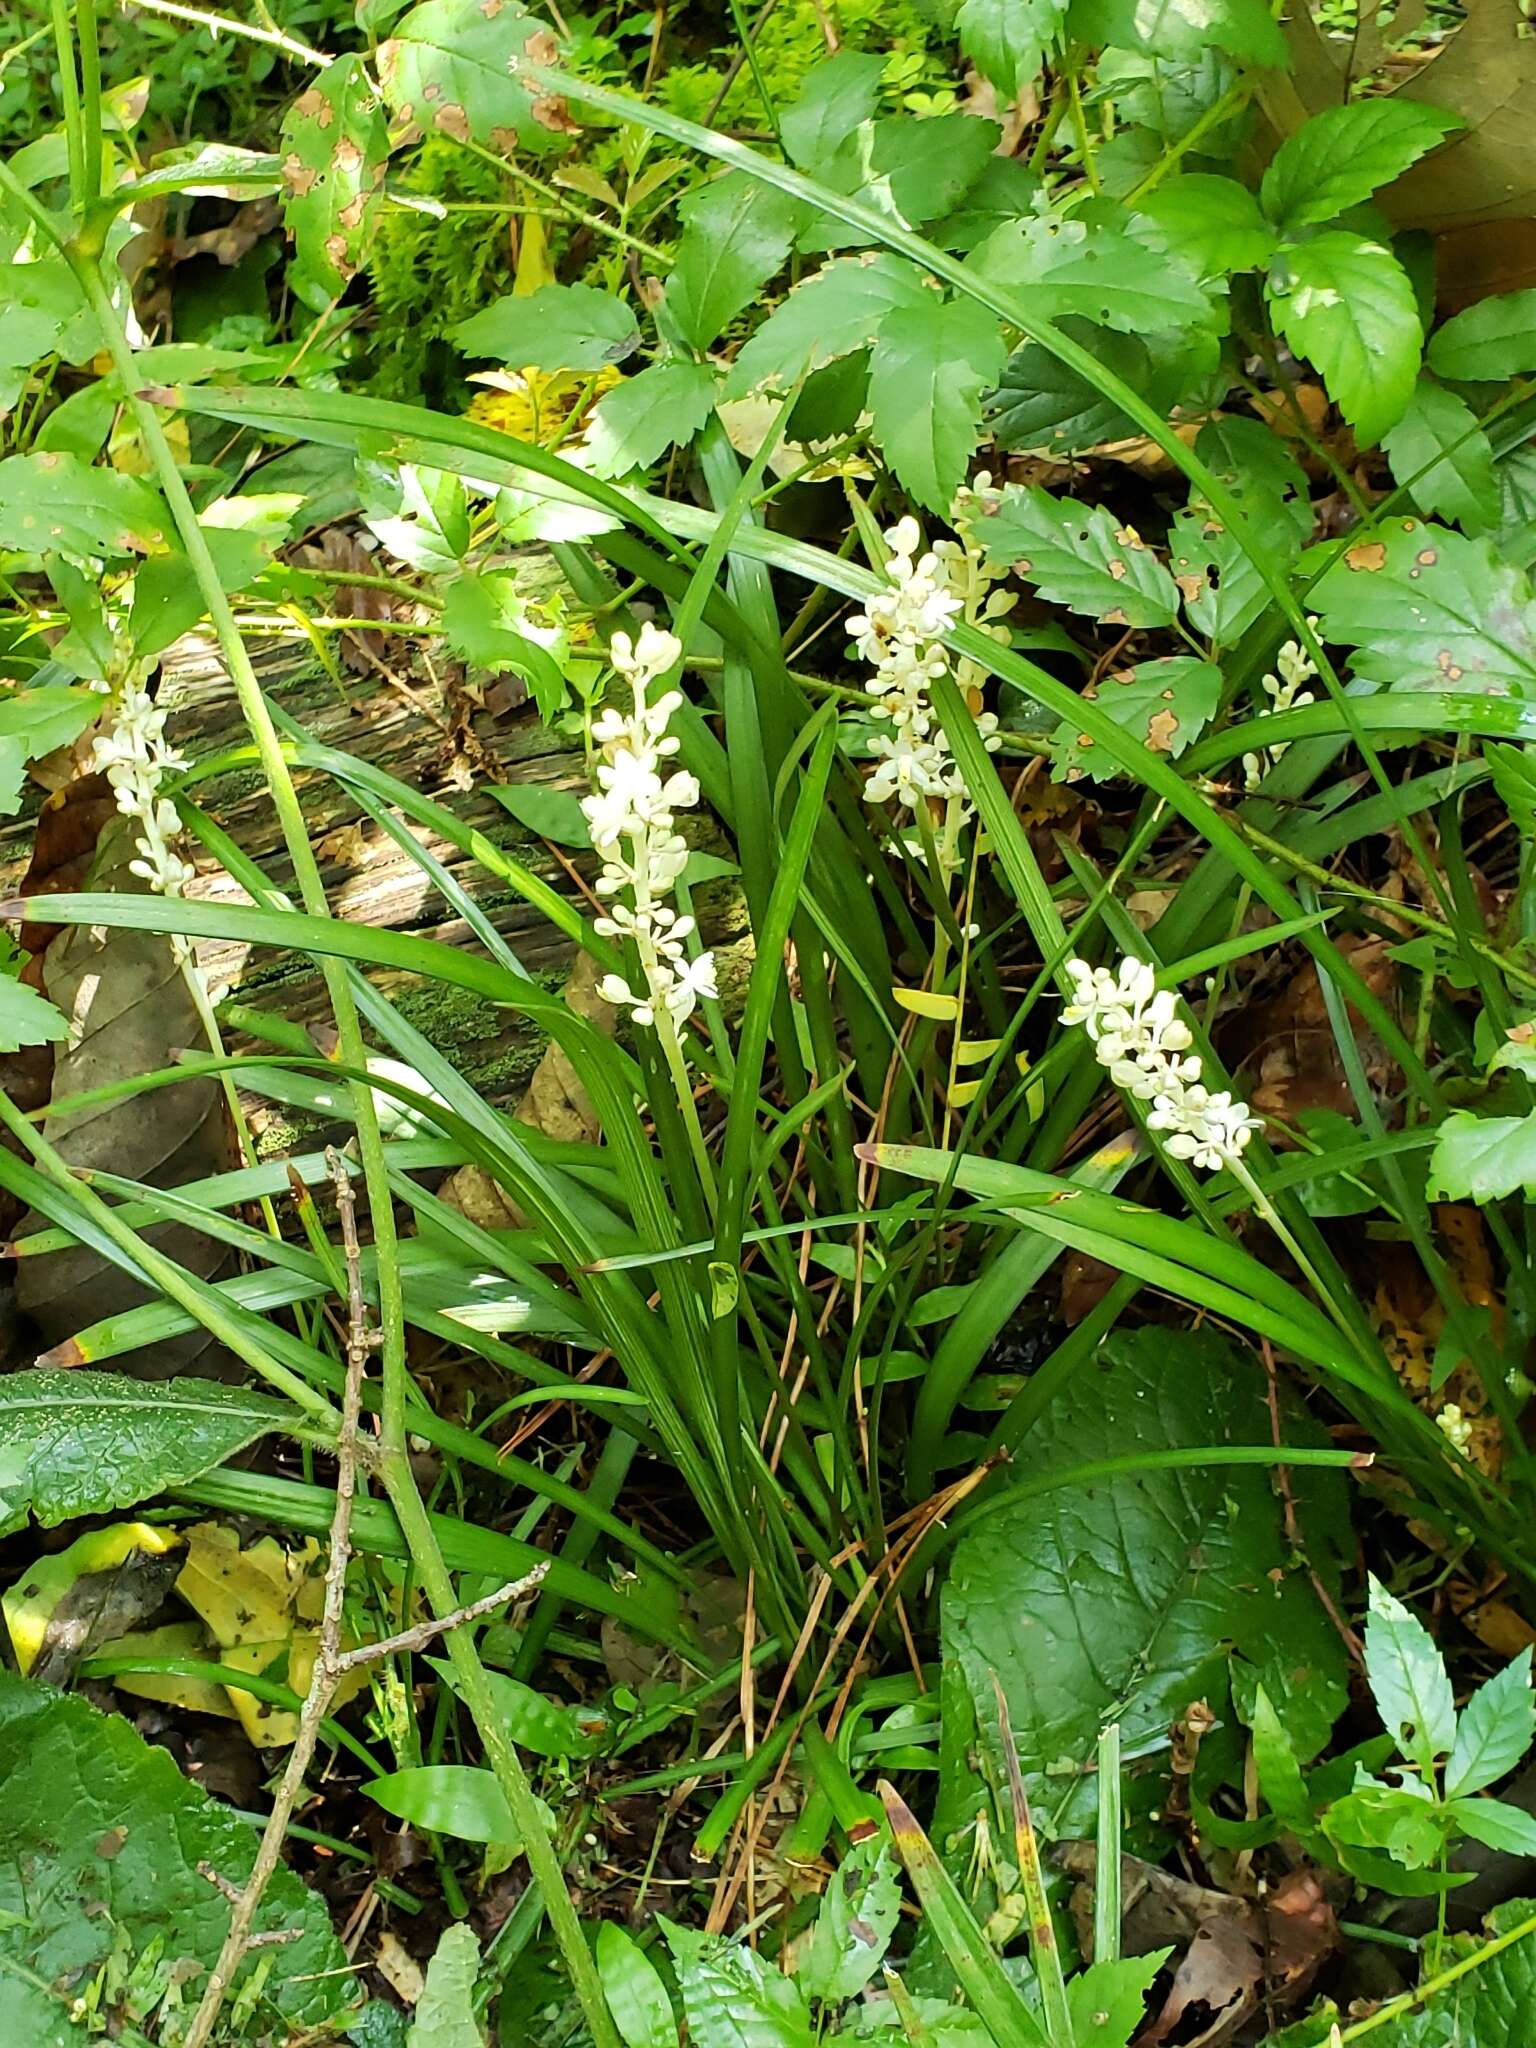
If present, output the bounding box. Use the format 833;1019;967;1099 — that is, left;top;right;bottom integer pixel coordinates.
360;459;469;572
1260;102;1461;231
0;451;169;560
1067;0;1288;70
279;57;390;311
1344;1898;1536;2045
584;360;719;476
130;524;279;659
0;1371;294;1539
663;1922;816;2048
596;1924;679;2048
1099;43;1240;147
1325;1778;1448;1869
1137;173;1276;278
1453;1797;1536;1858
804;114;998;252
933;154;1045;251
490;780;591;848
1306;517;1536;694
366;1764;537;1844
941;1329;1351;1838
376;0;570;156
1066;1954;1168;2048
409;1923;482;2048
1051;656;1220;780
1169;509;1272;646
970;201;1213;333
725;253;929;396
801;1838;902;2004
1193;412;1314;535
1383;376;1499;532
1486;744;1536;835
1428;1111;1536;1202
0;683;98;816
426;1655;605;1756
978;485;1181;626
867;296;1006;512
442;569;567;716
988;319;1217;456
0;1672;350;2034
1429;289;1536;383
1266;231;1420;447
1249;1683;1315;1836
956;0;1070;97
453;282;638;372
0;975;66;1056
1365;1576;1457;1775
665;172;808;353
780;52;884;173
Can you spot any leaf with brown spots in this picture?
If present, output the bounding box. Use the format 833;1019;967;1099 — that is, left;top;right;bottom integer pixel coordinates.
1308;516;1536;694
279;55;390;312
0;451;168;561
1050;656;1221;781
377;0;572;160
976;483;1180;625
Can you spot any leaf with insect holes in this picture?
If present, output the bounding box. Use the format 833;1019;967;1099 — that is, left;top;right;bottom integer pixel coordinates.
584;360;719;477
1050;657;1221;780
1267;231;1421;448
376;0;571;156
726;253;930;397
596;1925;678;2048
868;296;1007;513
1383;377;1498;532
666;173;809;353
0;1371;296;1540
1306;518;1536;695
0;1672;351;2036
969;201;1214;333
1430;290;1536;383
1365;1576;1457;1775
957;0;1070;95
664;1922;815;2048
1428;1111;1536;1202
279;56;390;312
780;51;884;173
1260;102;1462;232
1136;173;1276;279
978;485;1180;626
453;282;639;372
801;1838;902;2004
1067;0;1288;70
0;451;169;560
0;683;98;816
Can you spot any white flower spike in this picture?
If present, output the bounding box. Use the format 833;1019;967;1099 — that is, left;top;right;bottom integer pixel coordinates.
90;682;195;898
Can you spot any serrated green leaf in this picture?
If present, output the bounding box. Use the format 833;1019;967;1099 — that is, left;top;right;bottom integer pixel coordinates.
803;114;999;253
0;976;66;1057
1067;0;1288;70
584;359;719;476
360;459;469;572
801;1838;902;2004
1137;173;1276;278
453;282;638;372
1428;1110;1536;1202
1051;656;1220;780
1066;1954;1168;2048
664;1922;815;2048
1451;1797;1536;1859
1169;509;1272;646
1266;231;1420;447
1383;376;1498;531
978;485;1180;625
956;0;1069;97
0;1371;294;1540
780;51;884;173
1193;414;1314;534
0;1672;350;2033
442;572;566;718
1365;1576;1457;1774
933;155;1045;252
726;253;929;396
1325;1778;1449;1869
1249;1682;1315;1836
0;451;169;560
376;0;569;156
1306;517;1536;694
1449;1656;1536;1797
1261;102;1461;232
0;683;98;816
596;1924;678;2048
1429;288;1536;383
969;200;1213;333
279;57;390;311
1486;744;1536;834
988;319;1216;456
408;1923;482;2048
665;172;808;352
867;296;1005;513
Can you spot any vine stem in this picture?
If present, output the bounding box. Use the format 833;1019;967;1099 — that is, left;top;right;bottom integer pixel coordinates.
1338;1906;1536;2042
69;250;620;2048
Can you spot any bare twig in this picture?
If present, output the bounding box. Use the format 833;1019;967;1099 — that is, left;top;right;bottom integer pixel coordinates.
334;1568;548;1672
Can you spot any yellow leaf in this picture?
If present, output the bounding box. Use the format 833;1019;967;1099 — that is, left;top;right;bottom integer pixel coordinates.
947;1078;986;1107
101;1621;238;1720
955;1038;1003;1064
3;1522;181;1675
893;987;959;1020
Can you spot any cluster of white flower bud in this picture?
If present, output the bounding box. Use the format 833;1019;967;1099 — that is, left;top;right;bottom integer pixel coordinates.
586;623;718;1031
1242;632;1319;789
1063;955;1262;1173
846;500;1009;839
90;682;195;897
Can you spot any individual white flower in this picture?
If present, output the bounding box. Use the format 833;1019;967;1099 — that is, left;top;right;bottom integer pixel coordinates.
584;625;716;1035
1062;953;1261;1173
